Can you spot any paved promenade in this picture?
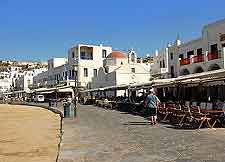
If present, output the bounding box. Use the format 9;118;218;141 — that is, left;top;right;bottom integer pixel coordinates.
58;105;225;162
0;104;61;162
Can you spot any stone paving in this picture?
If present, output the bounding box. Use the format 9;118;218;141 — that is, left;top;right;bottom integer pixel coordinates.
58;105;225;162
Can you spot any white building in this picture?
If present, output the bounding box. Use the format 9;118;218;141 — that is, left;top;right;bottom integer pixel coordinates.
150;18;225;78
15;68;47;91
178;19;225;76
0;72;11;93
33;71;49;88
15;71;34;91
33;44;112;89
33;58;68;88
67;44;112;88
151;48;169;79
92;50;150;96
48;58;67;70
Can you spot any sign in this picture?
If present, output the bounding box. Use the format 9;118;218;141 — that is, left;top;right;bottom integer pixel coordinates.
220;34;225;41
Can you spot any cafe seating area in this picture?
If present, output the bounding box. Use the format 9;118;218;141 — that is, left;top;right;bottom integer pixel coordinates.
80;69;225;129
157;101;225;129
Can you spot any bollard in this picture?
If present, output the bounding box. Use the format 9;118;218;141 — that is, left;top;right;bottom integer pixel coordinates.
73;104;76;117
63;102;71;118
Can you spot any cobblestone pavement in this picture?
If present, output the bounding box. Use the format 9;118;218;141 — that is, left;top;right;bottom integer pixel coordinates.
58;105;225;162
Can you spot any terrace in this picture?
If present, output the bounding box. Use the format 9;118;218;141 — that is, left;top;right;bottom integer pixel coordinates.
80;46;93;60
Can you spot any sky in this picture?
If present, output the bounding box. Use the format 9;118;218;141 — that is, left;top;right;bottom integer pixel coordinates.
0;0;225;61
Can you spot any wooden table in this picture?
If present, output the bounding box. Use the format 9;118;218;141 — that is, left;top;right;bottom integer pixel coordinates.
161;107;177;121
200;109;225;128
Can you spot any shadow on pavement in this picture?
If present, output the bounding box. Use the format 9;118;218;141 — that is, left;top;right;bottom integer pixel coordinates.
123;121;151;125
163;125;199;130
123;123;151;125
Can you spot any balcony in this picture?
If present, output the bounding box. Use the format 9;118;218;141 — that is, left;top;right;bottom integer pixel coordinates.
208;52;218;61
80;52;93;60
160;68;168;73
180;58;190;66
192;55;204;63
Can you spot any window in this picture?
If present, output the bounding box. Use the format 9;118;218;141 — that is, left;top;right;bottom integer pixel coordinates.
69;70;71;79
65;71;68;79
197;48;202;56
170;53;173;60
211;44;218;54
131;53;135;62
72;69;75;79
162;59;165;68
72;52;75;58
131;68;135;73
27;79;31;85
93;69;97;77
179;54;184;59
187;50;194;58
102;49;107;58
80;52;86;59
171;66;174;78
80;52;93;60
84;68;88;77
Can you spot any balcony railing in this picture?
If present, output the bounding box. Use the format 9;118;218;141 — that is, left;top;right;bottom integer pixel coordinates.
208;52;218;61
192;55;204;63
80;52;93;60
160;68;168;73
180;58;190;66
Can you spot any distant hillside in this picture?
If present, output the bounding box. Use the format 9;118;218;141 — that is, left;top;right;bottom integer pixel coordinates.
0;60;47;72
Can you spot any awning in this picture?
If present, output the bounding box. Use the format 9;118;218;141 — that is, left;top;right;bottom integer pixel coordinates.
38;91;55;94
203;80;225;86
58;88;73;93
176;69;225;81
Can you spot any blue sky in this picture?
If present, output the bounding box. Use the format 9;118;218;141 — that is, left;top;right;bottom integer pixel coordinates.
0;0;225;61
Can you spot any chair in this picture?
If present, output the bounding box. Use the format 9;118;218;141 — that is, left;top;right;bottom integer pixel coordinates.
206;103;213;110
159;103;174;121
200;102;207;110
223;103;225;110
178;105;191;126
192;101;197;107
190;106;211;129
157;103;167;120
185;101;190;107
210;102;225;128
171;104;186;125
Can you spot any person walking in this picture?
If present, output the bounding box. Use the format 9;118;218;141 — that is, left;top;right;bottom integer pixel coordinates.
144;89;160;125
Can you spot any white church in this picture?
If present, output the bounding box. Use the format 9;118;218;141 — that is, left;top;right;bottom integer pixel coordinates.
91;50;151;96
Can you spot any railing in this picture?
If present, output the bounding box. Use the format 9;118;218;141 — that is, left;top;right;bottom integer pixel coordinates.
180;58;190;66
160;68;168;73
80;53;93;60
192;55;204;63
208;52;218;61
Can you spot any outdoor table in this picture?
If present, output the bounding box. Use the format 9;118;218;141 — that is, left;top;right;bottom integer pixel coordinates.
178;108;211;129
200;109;225;128
162;107;176;121
170;108;185;124
178;110;191;126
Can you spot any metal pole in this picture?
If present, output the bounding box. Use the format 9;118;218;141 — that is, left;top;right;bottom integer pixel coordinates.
73;66;78;118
